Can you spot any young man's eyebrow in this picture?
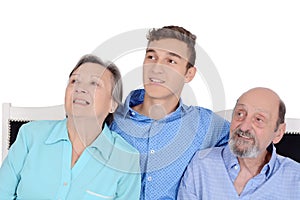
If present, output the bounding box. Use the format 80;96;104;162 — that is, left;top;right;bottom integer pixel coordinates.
145;49;155;54
146;48;182;59
168;52;182;59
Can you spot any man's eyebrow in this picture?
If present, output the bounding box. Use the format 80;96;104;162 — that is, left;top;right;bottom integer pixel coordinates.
146;49;155;54
146;48;182;59
168;52;182;59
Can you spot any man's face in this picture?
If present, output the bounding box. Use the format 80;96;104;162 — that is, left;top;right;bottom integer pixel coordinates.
142;38;192;100
229;88;283;158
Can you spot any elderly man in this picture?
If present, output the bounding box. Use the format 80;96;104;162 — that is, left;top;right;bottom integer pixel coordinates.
178;87;300;199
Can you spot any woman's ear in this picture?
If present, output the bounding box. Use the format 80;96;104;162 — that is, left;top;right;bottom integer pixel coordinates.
109;100;118;113
273;123;286;144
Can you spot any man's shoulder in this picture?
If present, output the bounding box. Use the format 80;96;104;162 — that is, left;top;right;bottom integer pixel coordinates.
194;146;224;161
277;155;300;171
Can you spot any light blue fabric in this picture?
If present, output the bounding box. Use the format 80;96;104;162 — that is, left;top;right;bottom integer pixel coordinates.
0;119;141;200
178;145;300;200
110;89;230;200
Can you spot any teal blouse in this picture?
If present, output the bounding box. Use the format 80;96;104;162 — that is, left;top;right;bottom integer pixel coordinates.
0;119;141;200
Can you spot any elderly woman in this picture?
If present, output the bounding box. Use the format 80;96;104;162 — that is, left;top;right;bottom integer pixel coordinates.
0;54;141;199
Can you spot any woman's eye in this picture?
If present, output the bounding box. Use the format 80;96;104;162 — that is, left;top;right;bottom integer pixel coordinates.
91;81;100;86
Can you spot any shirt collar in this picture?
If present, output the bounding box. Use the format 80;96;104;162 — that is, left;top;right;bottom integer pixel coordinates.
45;119;69;144
223;144;278;178
45;120;113;161
261;144;277;178
89;123;114;161
119;89;189;119
223;145;239;170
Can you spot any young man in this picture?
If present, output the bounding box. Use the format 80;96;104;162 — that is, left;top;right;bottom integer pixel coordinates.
178;87;300;199
110;26;230;200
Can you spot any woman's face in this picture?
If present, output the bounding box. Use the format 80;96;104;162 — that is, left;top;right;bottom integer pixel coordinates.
65;62;116;121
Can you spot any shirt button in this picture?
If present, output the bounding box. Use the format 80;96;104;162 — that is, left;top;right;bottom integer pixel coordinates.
150;150;155;154
63;182;68;186
131;111;135;116
147;176;152;181
234;165;239;170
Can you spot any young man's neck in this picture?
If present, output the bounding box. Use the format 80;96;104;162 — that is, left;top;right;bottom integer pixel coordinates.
132;94;180;120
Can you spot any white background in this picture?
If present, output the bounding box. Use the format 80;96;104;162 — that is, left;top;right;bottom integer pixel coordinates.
1;0;299;130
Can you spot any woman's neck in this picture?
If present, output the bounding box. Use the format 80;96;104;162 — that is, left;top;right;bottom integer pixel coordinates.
67;116;103;146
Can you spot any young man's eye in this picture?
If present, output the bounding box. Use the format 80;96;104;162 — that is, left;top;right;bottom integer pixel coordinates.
168;59;177;64
70;79;78;84
147;55;155;60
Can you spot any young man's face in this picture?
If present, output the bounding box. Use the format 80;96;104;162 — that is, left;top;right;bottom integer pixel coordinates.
143;38;194;100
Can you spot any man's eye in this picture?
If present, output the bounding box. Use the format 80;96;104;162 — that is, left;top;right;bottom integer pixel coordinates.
147;55;155;60
70;79;78;84
236;111;244;118
168;59;177;64
234;110;246;120
256;117;263;122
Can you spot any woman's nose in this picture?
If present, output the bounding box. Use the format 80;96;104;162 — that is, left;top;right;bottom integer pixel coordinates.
75;84;88;93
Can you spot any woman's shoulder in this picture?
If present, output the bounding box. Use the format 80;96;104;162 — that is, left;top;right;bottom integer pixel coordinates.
110;129;139;154
19;119;67;140
21;120;65;131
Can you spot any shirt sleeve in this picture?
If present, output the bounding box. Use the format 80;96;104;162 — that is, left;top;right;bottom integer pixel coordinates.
215;117;230;147
202;113;230;149
115;154;141;200
177;153;200;200
0;124;29;199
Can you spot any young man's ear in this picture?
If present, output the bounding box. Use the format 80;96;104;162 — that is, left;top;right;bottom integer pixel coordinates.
272;123;286;144
184;66;196;83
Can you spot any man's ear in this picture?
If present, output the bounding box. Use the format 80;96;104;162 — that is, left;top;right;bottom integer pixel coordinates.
184;66;196;83
273;123;286;144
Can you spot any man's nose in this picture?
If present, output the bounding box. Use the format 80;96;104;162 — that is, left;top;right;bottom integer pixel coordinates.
239;116;253;131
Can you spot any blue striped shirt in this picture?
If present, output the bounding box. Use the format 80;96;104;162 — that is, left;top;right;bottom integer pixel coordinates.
178;145;300;200
110;89;230;200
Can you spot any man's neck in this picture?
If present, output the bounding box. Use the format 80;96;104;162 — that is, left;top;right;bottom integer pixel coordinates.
234;150;271;195
132;94;180;120
238;151;271;176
